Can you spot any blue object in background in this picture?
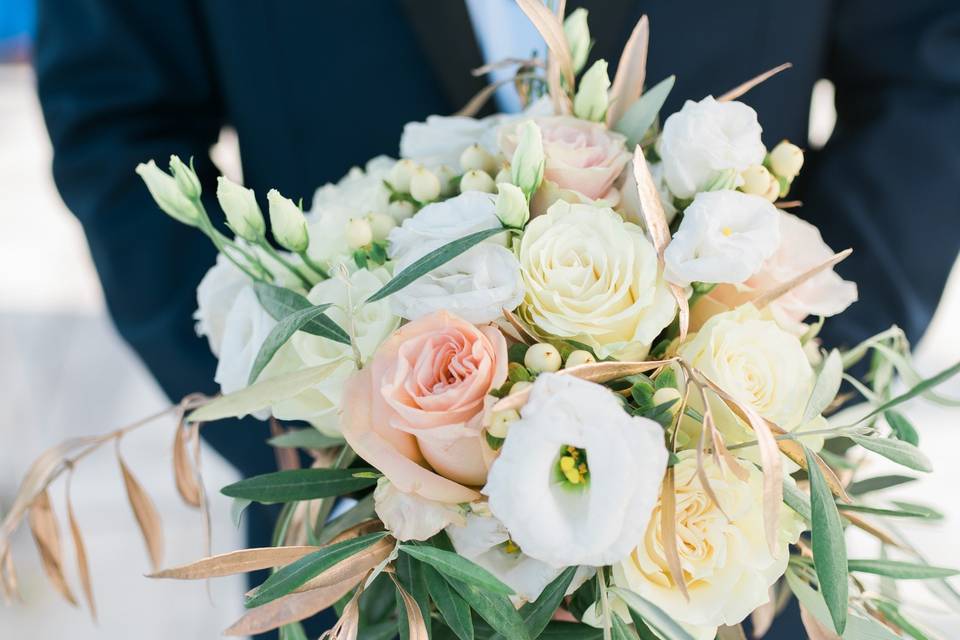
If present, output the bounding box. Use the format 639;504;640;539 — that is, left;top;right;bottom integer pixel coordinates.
0;0;35;60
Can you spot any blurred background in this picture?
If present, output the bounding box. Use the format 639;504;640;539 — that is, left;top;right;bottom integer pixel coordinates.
2;1;959;638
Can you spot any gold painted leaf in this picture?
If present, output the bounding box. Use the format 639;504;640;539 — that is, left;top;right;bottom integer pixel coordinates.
516;0;574;113
391;573;430;640
800;605;841;640
607;15;648;126
750;591;777;638
1;543;20;603
150;546;322;580
28;490;77;606
224;575;361;636
632;147;689;342
717;63;793;102
66;477;97;620
294;535;393;593
117;451;164;571
660;468;689;600
173;420;202;507
716;624;748;640
501;308;537;345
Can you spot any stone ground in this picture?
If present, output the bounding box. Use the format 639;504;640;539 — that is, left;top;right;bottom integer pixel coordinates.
1;62;958;637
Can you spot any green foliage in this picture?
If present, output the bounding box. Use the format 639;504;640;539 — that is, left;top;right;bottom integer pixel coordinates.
254;282;351;343
246;531;388;608
367;227;507;302
804;446;849;634
221;467;379;503
849;435;932;473
613;75;676;146
398;545;514;596
267;428;344;449
847;559;958;580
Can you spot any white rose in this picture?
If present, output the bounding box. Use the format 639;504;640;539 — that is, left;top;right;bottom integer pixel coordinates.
614;451;804;640
306;156;394;269
195;253;250;356
276;266;399;433
679;304;814;431
387;192;522;323
374;478;465;542
657;96;766;199
483;374;669;568
447;513;580;605
664;190;781;286
518;201;677;359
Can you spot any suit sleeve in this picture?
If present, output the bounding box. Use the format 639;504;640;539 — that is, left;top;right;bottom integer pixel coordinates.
35;0;276;478
797;0;960;348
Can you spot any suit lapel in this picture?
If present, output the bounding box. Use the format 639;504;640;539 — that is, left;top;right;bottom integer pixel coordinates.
400;0;492;115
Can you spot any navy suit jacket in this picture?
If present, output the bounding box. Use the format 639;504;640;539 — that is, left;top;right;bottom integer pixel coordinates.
34;1;960;638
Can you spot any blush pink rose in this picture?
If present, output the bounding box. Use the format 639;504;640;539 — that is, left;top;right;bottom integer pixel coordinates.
691;211;858;332
500;116;631;202
340;310;508;503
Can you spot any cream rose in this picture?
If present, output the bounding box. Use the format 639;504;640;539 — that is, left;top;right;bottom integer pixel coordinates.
679;304;815;432
518;201;677;359
657;96;766;199
483;374;669;568
614;451;804;640
500;116;631;201
340;311;508;504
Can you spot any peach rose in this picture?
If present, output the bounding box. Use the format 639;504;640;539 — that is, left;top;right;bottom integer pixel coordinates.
691;211;858;333
500;116;631;202
340;311;508;503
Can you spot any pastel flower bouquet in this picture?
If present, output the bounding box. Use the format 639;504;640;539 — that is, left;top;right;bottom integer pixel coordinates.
4;2;960;639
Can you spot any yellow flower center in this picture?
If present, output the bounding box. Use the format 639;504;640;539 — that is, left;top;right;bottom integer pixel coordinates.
557;445;590;486
721;226;733;237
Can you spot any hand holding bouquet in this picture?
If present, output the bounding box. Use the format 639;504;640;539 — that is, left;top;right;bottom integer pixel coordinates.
3;3;959;639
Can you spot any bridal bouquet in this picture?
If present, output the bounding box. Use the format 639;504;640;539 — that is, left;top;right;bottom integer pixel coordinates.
4;2;959;639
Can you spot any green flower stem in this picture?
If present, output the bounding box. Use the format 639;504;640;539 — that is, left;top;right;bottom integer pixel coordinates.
195;211;265;280
297;250;330;280
257;238;315;290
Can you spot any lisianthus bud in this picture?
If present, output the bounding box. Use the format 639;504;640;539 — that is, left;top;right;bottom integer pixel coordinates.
524;343;562;373
494;183;529;228
495;167;512;184
460;169;496;194
740;165;779;202
509;380;532;395
266;189;309;253
387;199;415;222
388;159;419;193
136;160;201;227
410;166;441;202
573;59;610;122
367;211;396;242
460;144;498;174
436;165;458;197
652;387;682;414
169;155;201;200
564;8;591;75
564;349;596;368
769;140;804;181
510;120;545;198
488;409;520;438
217;177;265;242
345;217;373;249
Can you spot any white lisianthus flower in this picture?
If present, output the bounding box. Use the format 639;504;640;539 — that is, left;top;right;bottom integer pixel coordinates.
213;286;277;419
400;99;553;170
657;96;766;199
387;192;523;323
679;304;815;431
664;190;780;286
447;512;579;605
483;374;669;568
195;254;250;357
518;201;677;359
374;478;465;542
614;451;804;640
306;156;394;269
276;266;399;434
